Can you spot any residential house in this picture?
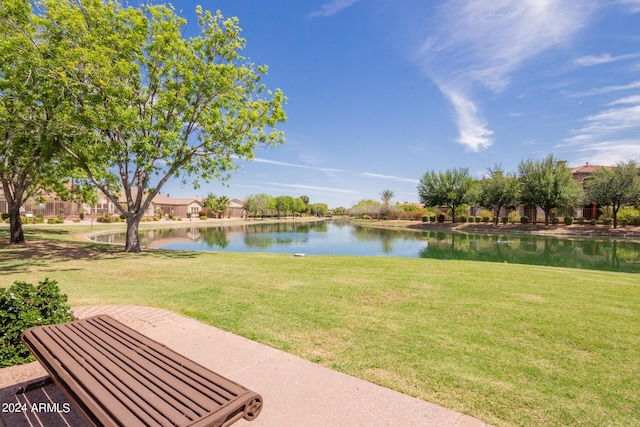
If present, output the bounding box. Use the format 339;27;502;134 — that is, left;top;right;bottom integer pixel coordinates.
571;163;609;220
146;194;203;218
516;162;609;221
0;187;205;219
226;198;246;218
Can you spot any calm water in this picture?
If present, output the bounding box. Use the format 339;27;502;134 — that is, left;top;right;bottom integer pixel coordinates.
91;220;640;273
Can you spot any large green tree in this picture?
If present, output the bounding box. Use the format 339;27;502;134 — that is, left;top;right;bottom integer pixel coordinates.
310;202;328;217
417;168;475;223
477;166;520;225
584;161;640;228
40;1;285;252
244;193;274;219
275;195;293;219
518;155;581;226
0;0;91;244
349;199;382;219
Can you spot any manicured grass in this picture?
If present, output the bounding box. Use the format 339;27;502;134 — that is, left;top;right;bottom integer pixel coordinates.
1;225;639;426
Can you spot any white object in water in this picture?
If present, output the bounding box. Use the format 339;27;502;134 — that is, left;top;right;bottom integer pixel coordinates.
294;253;306;257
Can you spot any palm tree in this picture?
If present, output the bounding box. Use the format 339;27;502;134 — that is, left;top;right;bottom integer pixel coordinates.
215;196;230;218
379;189;395;220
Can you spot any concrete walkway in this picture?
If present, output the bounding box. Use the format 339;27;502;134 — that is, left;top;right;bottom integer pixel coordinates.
0;305;491;427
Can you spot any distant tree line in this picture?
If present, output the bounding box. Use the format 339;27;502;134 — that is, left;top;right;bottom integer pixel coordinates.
347;155;640;229
242;194;328;219
416;154;640;228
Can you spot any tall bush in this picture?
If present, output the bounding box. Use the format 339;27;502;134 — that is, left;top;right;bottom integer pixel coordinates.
0;279;74;367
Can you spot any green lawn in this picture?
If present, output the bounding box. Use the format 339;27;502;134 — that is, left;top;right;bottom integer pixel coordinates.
1;225;639;426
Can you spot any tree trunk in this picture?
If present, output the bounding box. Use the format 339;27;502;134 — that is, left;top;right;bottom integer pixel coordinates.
9;206;25;244
124;214;142;253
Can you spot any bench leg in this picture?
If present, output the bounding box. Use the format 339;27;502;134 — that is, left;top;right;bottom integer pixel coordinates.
16;377;54;395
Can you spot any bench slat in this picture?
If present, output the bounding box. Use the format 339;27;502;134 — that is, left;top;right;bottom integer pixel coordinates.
48;324;192;426
89;317;241;404
25;326;152;426
21;315;262;427
64;320;217;415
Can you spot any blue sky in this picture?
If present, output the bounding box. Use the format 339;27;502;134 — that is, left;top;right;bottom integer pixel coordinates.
161;0;640;208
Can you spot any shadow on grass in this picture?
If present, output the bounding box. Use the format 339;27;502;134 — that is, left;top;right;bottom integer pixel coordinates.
0;230;200;274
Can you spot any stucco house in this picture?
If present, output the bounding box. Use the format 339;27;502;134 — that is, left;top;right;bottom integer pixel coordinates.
0;188;205;219
143;193;203;218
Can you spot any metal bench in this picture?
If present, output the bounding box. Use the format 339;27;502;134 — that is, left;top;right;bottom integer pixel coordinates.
20;315;263;427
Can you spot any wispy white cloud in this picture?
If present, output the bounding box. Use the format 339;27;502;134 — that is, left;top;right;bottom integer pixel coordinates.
561;93;640;164
443;86;494;151
569;104;640;141
252;157;343;173
267;182;358;194
359;172;419;184
609;95;640;105
418;0;595;151
309;0;360;18
617;0;640;14
572;141;640;165
571;81;640;97
575;52;640;66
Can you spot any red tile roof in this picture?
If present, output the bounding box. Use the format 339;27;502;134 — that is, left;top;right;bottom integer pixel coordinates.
571;164;608;174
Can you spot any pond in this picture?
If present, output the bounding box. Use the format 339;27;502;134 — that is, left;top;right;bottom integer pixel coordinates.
90;220;640;273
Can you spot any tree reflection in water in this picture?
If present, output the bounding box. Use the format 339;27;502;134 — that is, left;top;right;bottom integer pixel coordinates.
92;221;640;273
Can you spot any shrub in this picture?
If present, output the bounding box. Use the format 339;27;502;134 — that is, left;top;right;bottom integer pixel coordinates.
479;209;493;222
459;215;468;223
618;206;640;223
507;211;520;224
198;210;208;218
521;216;529;224
199;215;207;220
590;219;597;226
564;216;574;225
429;215;436;222
633;218;640;226
602;218;613;226
552;217;560;225
620;219;628;227
437;213;446;223
0;213;9;221
576;217;585;225
482;216;490;223
501;216;509;224
474;216;482;223
47;217;64;224
421;215;428;222
0;279;74;367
